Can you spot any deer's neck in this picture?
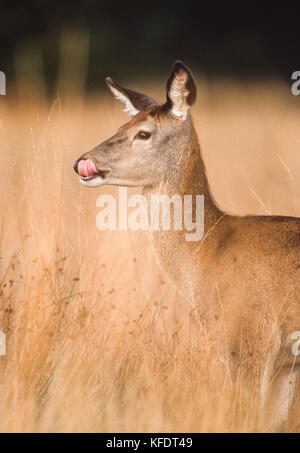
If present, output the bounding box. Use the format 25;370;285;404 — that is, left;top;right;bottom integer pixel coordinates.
143;118;224;297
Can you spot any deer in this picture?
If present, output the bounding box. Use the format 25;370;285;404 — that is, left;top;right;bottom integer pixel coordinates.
73;61;300;431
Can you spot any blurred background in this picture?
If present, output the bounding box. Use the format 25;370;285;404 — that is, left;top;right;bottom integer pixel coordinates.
1;1;300;97
0;1;300;433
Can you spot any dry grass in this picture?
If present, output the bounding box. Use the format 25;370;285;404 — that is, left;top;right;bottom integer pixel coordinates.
0;77;299;432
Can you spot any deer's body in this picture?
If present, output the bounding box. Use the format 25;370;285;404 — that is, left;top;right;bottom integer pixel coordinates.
74;62;300;430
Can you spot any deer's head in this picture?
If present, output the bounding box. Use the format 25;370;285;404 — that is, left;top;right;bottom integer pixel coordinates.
73;61;197;188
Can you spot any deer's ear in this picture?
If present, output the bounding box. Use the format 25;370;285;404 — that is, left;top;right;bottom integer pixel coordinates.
105;77;158;116
166;61;197;120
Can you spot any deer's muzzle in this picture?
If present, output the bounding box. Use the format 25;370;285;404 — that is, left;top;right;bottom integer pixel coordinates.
74;158;99;179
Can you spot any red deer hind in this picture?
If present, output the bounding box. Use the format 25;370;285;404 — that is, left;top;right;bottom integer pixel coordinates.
74;61;300;431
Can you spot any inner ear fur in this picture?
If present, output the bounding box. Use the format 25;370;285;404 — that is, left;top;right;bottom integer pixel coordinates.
165;60;197;118
106;77;158;116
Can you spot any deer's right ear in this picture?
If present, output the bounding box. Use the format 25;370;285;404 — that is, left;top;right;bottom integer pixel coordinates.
105;77;158;116
166;60;197;120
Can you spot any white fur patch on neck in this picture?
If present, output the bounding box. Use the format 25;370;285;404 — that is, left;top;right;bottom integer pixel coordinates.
109;85;139;116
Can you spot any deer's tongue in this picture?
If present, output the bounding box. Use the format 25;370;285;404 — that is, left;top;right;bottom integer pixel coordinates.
78;159;98;178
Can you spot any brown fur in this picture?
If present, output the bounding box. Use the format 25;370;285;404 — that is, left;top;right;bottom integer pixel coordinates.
75;63;300;431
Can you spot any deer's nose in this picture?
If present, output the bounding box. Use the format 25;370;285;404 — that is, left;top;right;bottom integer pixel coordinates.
73;159;80;174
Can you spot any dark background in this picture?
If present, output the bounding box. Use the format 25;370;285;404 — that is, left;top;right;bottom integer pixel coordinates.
1;0;300;94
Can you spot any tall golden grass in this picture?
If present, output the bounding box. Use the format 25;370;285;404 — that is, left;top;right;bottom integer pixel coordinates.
0;53;299;432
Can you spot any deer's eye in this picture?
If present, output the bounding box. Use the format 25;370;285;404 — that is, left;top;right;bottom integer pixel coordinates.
135;131;151;140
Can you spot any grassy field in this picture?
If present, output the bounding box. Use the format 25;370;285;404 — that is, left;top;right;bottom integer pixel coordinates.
0;77;299;432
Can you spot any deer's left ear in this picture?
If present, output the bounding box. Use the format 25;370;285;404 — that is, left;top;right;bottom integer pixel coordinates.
166;60;197;120
106;77;158;116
